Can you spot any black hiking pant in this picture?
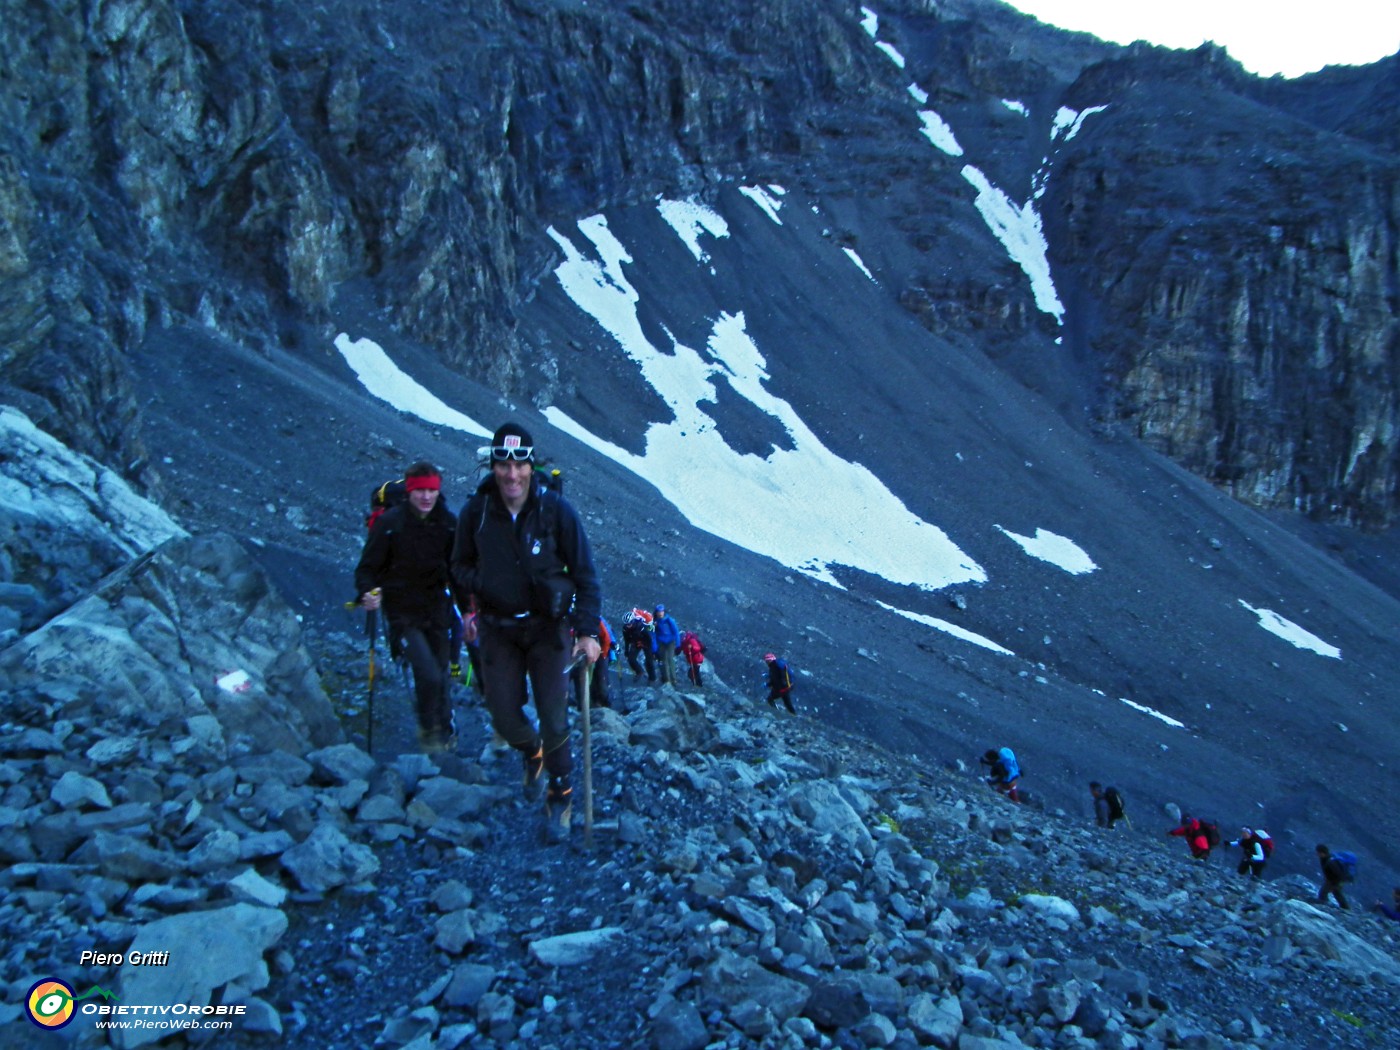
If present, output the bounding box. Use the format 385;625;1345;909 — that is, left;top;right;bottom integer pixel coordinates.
396;620;453;741
767;686;796;714
627;643;656;681
1319;878;1350;909
480;616;573;786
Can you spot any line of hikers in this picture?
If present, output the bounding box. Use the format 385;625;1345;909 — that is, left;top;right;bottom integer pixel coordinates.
619;605;707;688
352;425;804;842
1156;808;1367;912
976;749;1377;916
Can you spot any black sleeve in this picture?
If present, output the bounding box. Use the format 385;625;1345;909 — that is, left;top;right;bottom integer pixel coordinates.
439;509;469;612
451;496;480;598
555;495;602;633
354;516;393;597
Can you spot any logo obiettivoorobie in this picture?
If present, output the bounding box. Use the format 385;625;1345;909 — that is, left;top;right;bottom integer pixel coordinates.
26;979;118;1030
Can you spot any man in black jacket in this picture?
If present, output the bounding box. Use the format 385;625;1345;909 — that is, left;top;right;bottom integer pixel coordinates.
452;423;602;843
355;461;462;753
1316;844;1351;909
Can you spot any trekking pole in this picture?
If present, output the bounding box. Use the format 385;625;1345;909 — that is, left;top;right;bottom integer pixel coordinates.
581;662;594;850
365;591;381;755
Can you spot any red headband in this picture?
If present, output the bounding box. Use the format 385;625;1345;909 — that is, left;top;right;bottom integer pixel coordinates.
405;474;441;493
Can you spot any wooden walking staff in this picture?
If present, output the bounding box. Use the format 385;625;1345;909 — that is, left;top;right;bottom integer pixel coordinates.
581;663;594;849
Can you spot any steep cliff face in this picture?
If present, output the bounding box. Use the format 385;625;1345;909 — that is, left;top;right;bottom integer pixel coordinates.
0;0;1397;525
0;0;885;473
1043;45;1400;526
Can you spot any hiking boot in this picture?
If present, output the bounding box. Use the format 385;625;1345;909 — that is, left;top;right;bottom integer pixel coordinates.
543;788;573;845
419;727;457;755
522;747;545;801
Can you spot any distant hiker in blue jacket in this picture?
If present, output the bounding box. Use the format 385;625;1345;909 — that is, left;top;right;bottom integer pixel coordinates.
653;604;680;686
1373;888;1400;921
981;747;1021;803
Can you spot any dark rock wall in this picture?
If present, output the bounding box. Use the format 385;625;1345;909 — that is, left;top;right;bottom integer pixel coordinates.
1045;45;1400;526
1;0;882;473
0;0;1397;526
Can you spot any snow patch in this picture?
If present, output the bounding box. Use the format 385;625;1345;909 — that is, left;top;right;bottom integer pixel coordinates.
657;198;730;263
1052;105;1109;142
996;526;1097;575
919;111;964;157
1119;697;1186;728
875;41;906;68
739;185;785;225
1238;601;1341;659
547;216;986;592
960;166;1065;322
843;247;876;282
878;601;1015;656
334;334;492;437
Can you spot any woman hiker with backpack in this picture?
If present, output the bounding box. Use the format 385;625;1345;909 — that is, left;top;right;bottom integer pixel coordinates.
1228;828;1273;878
355;461;465;754
680;629;706;687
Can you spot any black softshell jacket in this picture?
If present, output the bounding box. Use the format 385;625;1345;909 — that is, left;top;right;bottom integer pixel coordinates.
451;475;601;634
354;501;460;625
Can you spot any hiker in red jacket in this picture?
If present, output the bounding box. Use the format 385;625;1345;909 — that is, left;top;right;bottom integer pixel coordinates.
679;630;706;687
1169;815;1212;860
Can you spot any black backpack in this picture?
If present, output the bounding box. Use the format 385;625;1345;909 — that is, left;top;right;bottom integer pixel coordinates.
366;478;406;531
1104;787;1126;819
1198;819;1221;848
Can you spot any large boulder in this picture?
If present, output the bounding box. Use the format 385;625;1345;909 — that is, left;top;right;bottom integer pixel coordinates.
114;904;288;1049
0;531;341;753
1271;899;1400;983
0;405;185;632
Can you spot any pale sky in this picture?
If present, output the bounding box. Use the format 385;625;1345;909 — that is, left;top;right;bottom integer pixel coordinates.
1001;0;1400;78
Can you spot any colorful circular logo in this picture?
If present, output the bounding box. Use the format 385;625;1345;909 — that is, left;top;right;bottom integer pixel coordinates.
27;979;76;1029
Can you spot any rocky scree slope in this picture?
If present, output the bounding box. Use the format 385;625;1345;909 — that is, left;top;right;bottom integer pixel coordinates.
3;407;1400;1049
7;627;1400;1050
